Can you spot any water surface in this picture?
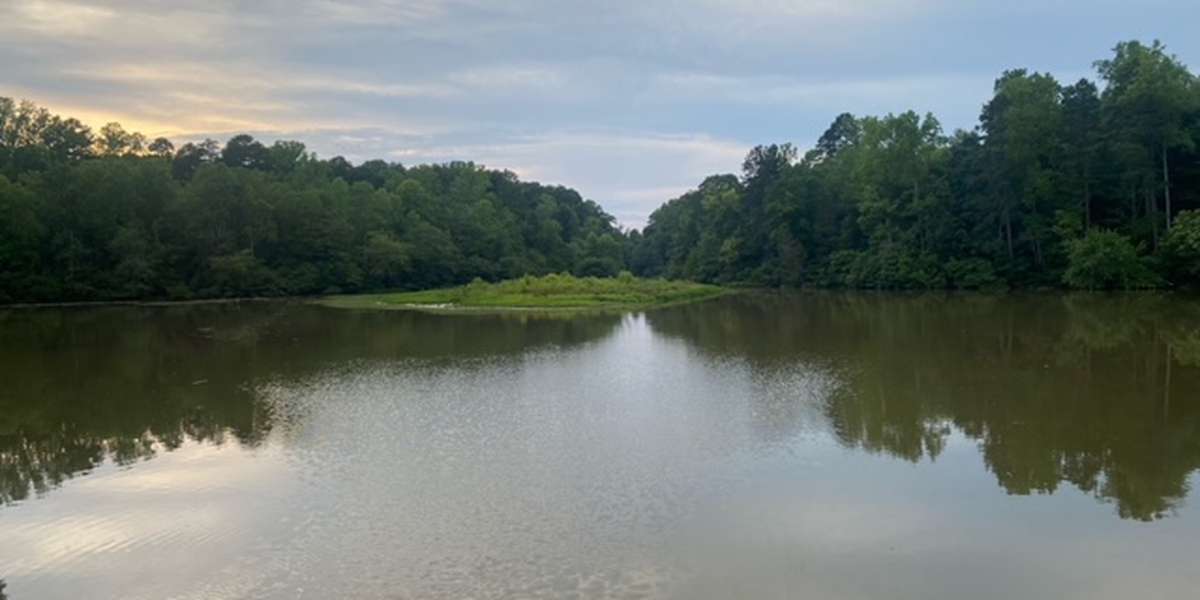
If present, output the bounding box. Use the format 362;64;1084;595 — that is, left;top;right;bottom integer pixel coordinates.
2;293;1199;599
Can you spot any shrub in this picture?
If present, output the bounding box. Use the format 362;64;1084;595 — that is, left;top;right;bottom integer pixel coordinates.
828;245;944;289
574;256;620;278
203;251;282;297
278;263;321;295
1163;210;1200;285
166;283;194;301
1063;229;1161;290
945;258;1002;290
465;276;488;296
363;231;410;287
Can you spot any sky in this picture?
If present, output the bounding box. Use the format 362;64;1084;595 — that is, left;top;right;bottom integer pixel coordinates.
3;0;1199;228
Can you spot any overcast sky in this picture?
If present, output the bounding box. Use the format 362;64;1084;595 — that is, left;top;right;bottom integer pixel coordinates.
3;0;1199;228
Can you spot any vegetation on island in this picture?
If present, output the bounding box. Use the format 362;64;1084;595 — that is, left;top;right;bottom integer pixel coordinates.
2;40;1200;302
319;272;726;311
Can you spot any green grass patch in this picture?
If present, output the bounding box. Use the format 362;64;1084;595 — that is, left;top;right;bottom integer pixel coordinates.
318;273;728;312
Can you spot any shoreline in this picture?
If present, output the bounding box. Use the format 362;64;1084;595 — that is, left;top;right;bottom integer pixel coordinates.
4;286;1191;312
314;291;737;314
0;296;305;310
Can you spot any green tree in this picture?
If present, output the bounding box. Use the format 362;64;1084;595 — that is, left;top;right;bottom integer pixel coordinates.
1096;41;1197;231
147;137;175;158
363;231;411;288
1063;229;1160;289
172;139;220;180
96;122;144;157
222;134;271;170
0;175;45;301
1163;210;1200;284
1061;79;1103;229
980;70;1066;275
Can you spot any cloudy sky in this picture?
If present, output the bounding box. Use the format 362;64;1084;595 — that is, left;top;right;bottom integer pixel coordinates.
3;0;1198;227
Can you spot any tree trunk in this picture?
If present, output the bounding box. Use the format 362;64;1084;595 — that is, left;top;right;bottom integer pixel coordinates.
1128;186;1136;223
1163;144;1172;230
1147;186;1159;250
1083;166;1091;230
1004;205;1014;261
66;231;76;283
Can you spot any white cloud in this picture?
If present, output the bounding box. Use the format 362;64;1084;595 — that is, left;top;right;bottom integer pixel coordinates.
387;131;746;228
2;0;1198;227
655;71;992;107
448;65;568;90
303;0;450;25
11;0;116;35
1;0;243;48
59;61;457;99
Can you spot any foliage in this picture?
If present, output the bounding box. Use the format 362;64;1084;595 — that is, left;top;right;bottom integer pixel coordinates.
0;99;628;303
321;273;726;310
827;246;944;289
1163;210;1200;284
3;39;1200;301
630;40;1200;290
1062;229;1161;289
944;258;1003;290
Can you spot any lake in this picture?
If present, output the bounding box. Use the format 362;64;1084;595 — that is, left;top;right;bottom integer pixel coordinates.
2;293;1199;599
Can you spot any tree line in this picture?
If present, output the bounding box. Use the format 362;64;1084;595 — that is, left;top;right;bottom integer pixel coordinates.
0;103;626;303
3;39;1200;302
628;40;1200;289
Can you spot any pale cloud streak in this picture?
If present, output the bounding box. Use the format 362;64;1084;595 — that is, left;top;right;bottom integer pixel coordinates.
388;131;747;228
1;0;1198;227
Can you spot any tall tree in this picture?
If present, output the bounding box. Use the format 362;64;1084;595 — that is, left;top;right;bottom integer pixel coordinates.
1096;40;1197;230
1061;79;1103;229
979;70;1065;271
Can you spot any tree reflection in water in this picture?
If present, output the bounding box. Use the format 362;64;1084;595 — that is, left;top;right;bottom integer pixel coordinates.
647;292;1200;521
5;294;1199;522
0;303;623;504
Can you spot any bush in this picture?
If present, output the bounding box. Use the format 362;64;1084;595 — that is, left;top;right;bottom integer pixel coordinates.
464;276;488;297
574;256;620;278
166;283;194;300
277;263;320;295
1063;229;1161;290
945;258;1003;290
363;231;410;287
1164;210;1200;285
202;251;282;297
828;245;944;289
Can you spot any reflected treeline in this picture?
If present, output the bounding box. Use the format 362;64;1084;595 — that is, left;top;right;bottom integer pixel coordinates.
648;292;1200;521
0;303;622;504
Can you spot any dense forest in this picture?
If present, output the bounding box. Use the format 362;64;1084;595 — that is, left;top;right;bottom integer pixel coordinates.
2;40;1199;302
630;41;1200;289
0;105;626;303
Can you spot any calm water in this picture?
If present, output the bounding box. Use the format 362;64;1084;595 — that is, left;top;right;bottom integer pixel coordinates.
2;293;1199;599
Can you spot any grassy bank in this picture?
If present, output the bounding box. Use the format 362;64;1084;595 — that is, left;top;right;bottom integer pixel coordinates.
317;273;728;311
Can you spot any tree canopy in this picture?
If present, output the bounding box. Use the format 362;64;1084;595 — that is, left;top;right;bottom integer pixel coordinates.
3;40;1200;301
630;40;1200;290
0;99;626;302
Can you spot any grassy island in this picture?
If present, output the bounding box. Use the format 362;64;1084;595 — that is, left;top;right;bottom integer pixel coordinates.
317;273;727;311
